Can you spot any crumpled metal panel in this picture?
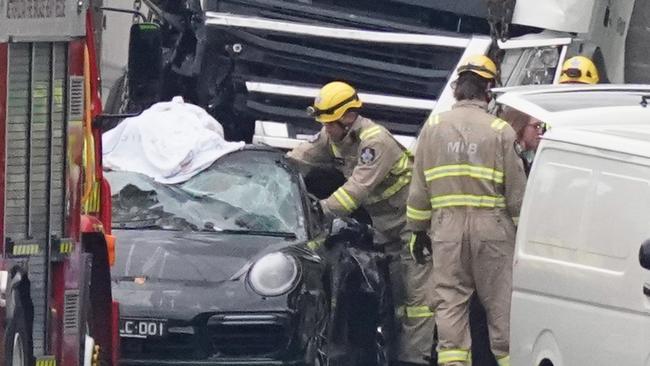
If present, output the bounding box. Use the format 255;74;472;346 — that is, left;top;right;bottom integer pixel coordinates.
512;0;597;33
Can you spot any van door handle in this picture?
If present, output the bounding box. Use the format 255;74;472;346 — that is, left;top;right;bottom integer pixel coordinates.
644;284;650;297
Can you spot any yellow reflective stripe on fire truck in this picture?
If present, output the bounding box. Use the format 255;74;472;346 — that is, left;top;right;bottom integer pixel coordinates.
359;126;382;140
35;356;56;366
12;244;40;256
497;355;511;366
333;187;358;212
59;239;74;254
491;118;508;131
438;349;470;364
407;206;432;221
430;194;505;209
405;305;434;318
53;82;64;105
82;181;100;213
425;164;504;184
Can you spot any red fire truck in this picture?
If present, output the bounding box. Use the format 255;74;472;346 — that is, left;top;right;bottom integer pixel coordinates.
0;1;118;365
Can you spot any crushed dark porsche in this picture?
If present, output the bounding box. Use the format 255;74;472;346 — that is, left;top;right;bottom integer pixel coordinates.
108;146;393;365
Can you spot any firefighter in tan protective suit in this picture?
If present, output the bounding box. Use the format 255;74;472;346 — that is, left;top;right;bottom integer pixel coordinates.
406;55;527;366
287;81;435;365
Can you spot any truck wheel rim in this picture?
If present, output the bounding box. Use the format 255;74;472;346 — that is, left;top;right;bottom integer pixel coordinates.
12;333;24;366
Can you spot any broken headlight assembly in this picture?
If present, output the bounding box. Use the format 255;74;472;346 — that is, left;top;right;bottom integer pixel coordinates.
248;252;300;296
501;46;561;86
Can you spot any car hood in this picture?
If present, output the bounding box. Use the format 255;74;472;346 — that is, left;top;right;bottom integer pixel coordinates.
112;229;297;283
112;229;299;318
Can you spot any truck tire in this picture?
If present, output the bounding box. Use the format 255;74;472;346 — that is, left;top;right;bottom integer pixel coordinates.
5;294;33;366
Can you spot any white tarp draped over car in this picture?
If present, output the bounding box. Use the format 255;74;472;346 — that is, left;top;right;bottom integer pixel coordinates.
103;96;245;184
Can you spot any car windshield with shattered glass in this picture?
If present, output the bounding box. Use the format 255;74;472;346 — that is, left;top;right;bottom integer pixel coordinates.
105;150;305;236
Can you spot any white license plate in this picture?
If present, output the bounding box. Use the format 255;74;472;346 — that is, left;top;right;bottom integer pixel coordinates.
119;318;167;338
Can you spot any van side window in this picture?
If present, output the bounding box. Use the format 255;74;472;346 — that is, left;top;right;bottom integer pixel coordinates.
522;148;650;267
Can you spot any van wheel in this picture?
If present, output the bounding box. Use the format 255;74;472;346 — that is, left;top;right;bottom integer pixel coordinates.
5;295;33;366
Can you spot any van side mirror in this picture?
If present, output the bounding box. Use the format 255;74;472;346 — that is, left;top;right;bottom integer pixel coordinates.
127;22;163;110
639;239;650;270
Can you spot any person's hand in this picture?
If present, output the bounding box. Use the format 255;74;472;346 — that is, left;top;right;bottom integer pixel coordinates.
319;199;336;223
409;231;432;264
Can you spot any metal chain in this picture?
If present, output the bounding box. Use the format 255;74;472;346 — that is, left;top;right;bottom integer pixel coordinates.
485;0;516;85
485;0;515;42
133;0;142;24
118;73;130;114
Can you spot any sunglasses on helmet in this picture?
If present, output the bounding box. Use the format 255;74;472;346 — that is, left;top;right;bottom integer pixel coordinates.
563;68;593;78
306;94;360;117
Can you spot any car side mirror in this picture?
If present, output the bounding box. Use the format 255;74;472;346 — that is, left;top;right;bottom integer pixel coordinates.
127;22;163;110
639;239;650;270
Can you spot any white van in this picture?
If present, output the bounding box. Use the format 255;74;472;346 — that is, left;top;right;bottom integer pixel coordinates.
496;85;650;366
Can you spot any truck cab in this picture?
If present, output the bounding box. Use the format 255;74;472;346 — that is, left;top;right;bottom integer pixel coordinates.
102;0;642;149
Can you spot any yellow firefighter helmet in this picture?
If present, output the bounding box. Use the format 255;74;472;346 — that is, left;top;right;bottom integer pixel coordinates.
307;81;363;123
457;55;497;80
559;56;599;84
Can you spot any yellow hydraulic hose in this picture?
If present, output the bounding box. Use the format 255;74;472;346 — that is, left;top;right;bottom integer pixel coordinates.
81;44;96;210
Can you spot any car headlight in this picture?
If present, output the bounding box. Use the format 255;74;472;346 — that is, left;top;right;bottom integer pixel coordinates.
248;252;299;296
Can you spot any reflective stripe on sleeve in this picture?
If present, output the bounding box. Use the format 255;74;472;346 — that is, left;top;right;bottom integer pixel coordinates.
366;172;412;205
430;194;505;209
427;114;441;126
407;206;432;221
332;187;358;212
390;152;411;175
491;118;508;131
425;164;504;184
438;349;470;364
359;126;382;140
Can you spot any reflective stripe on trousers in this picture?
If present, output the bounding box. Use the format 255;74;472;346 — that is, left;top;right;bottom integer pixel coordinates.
405;305;434;318
407;205;432;221
497;355;510;366
438;349;470;365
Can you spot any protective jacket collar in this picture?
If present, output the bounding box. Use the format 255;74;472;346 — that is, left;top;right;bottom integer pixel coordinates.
452;99;488;111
